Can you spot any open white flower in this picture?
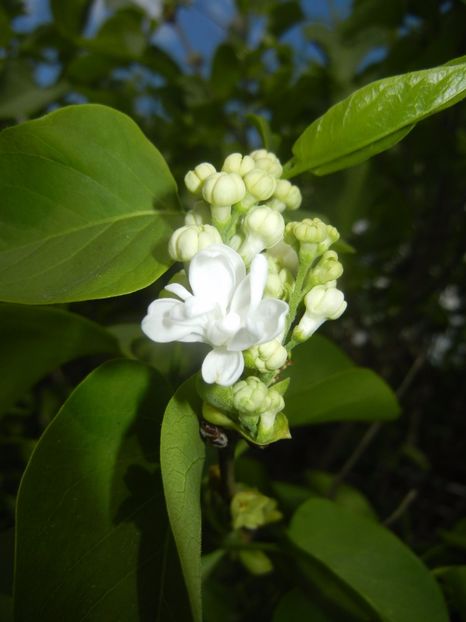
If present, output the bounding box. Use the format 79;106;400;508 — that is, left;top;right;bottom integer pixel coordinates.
142;244;289;386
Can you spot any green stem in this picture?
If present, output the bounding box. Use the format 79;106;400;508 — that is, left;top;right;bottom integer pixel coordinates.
283;261;309;340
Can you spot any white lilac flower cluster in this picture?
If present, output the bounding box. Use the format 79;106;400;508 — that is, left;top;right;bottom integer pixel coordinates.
141;150;347;445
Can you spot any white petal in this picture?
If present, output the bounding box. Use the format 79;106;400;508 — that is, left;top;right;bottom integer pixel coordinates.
248;253;268;309
142;298;206;343
201;348;244;386
248;299;289;344
189;244;245;308
165;282;192;300
230;252;268;317
227;326;262;351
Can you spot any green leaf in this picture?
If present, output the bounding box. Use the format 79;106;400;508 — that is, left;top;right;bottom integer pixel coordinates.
437;566;466;621
285;335;400;424
284;61;466;177
14;359;191;621
210;44;241;98
85;9;147;60
0;594;13;622
0;304;119;414
50;0;93;37
268;1;303;37
160;376;206;622
0;61;68;120
273;589;333;622
289;499;449;622
0;104;180;304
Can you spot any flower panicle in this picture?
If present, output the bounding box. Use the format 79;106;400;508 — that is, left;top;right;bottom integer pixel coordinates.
141;149;347;446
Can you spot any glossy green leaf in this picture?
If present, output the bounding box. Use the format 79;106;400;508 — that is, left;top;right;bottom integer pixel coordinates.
285;335;400;424
160;376;206;622
0;304;119;414
289;499;449;622
0;104;180;303
273;589;333;622
0;61;68;120
284;61;466;177
14;359;190;621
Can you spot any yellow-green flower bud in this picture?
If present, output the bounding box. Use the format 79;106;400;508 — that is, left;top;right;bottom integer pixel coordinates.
222;153;255;176
269;179;302;212
250;149;283;178
293;285;347;342
184;162;216;194
168;224;222;262
244;339;288;373
231;488;282;530
233;376;269;416
243;168;276;201
202;172;246;223
239;206;285;263
267;241;299;274
184;200;211;226
286;218;340;261
238;550;273;576
307;250;343;287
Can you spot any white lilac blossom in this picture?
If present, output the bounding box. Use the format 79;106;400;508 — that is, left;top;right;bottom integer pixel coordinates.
268;179;302;212
142;244;288;386
202;172;246;222
222;153;256;177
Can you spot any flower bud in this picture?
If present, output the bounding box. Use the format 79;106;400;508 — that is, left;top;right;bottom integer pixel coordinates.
243;168;276;201
202;172;246;223
244;339;288;373
267;241;299;274
222;153;256;177
286;218;340;261
184;200;211;226
231;488;282;530
250;149;283;178
168;224;222;262
184;162;216;194
269;179;302;212
233;376;269;417
238;550;273;576
293;285;347;342
239;206;285;263
307;250;344;287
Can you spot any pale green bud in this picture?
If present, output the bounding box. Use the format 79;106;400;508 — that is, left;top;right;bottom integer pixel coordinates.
231;488;282;530
269;179;302;212
168;224;222;262
184;200;211;225
263;256;292;299
250;149;283;178
240;206;285;262
233;376;269;416
238;550;273;575
222;153;255;176
202;172;246;223
307;250;344;287
184;162;216;194
244;339;288;373
202;172;246;206
293;285;347;342
286;218;340;261
243;168;276;201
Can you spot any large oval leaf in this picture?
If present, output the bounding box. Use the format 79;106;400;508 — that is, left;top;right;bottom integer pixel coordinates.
273;588;333;622
284;60;466;177
289;499;449;622
0;104;180;304
14;359;191;621
0;303;119;414
160;376;206;622
285;335;400;425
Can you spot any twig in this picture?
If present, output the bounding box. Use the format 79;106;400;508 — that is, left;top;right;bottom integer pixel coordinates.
218;440;237;501
383;489;418;527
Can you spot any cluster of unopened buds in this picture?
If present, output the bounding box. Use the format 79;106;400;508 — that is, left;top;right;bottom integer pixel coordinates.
142;149;347;446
